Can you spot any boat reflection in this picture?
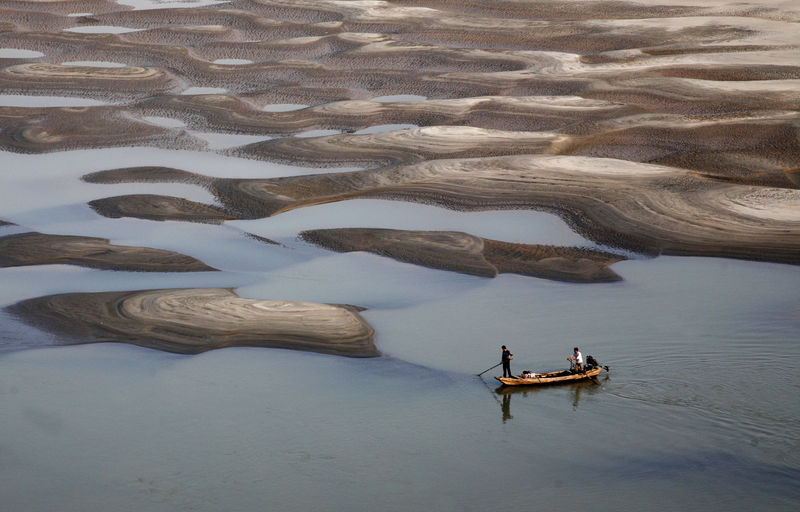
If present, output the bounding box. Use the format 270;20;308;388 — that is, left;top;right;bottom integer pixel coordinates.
493;375;609;421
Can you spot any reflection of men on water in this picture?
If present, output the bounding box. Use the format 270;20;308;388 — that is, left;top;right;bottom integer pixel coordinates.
567;347;583;373
501;345;514;377
501;394;513;423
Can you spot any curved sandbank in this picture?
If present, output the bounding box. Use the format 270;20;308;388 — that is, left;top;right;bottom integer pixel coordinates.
233;126;559;167
135;94;637;136
8;288;378;357
3;2;800;288
0;231;216;271
0;105;205;153
0;63;180;99
300;228;625;283
82;156;800;265
88;194;235;223
230;116;800;177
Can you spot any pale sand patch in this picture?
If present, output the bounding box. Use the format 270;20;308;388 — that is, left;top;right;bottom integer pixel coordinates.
722;188;800;222
61;61;128;68
587;111;800;132
524;155;679;176
4;63;163;80
673;78;800;93
142;116;187;128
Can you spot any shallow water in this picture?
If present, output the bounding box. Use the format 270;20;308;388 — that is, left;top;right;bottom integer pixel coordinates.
1;139;798;511
63;26;145;34
212;59;254;66
2;13;800;504
262;103;309;112
180;87;229;95
0;49;45;59
0;95;110;107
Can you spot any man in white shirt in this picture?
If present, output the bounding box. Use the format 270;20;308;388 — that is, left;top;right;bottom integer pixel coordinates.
568;347;583;373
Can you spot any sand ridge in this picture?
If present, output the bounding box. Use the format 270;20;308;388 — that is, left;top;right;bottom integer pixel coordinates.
300;227;626;283
0;230;217;271
8;288;378;356
3;0;800;355
82;155;800;264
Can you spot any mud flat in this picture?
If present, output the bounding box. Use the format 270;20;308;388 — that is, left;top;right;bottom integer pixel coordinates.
0;105;204;153
82;156;800;265
88;193;235;223
234;126;560;166
0;231;216;271
7;288;378;356
134;94;636;136
2;0;800;355
300;228;625;283
0;63;181;100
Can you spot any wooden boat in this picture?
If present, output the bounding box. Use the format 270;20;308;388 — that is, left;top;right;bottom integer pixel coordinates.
494;365;605;386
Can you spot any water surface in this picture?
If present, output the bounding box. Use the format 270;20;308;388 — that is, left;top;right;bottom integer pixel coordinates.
2;143;798;510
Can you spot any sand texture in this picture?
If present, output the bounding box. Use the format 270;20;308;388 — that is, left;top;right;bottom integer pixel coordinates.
0;231;216;271
3;0;800;354
8;288;378;357
300;228;626;283
83;157;800;264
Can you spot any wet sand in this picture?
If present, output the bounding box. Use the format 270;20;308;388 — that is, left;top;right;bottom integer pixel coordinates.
0;230;216;271
300;227;625;283
2;0;799;353
83;157;800;264
8;288;377;356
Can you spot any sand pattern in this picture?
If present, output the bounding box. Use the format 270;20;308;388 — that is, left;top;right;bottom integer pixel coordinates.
300;228;625;283
3;0;800;354
0;231;216;271
83;157;800;264
9;288;378;356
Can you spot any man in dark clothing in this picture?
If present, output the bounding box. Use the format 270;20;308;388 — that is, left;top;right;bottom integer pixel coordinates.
501;345;514;378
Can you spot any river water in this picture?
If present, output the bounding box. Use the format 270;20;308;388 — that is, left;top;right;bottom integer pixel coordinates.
0;143;798;511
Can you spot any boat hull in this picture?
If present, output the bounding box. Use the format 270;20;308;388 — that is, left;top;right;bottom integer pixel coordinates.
494;365;604;386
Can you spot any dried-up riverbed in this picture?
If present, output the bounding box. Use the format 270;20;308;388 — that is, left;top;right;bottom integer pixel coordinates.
1;1;799;511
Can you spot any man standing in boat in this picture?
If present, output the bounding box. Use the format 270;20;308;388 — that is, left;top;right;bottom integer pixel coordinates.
568;347;583;373
501;345;514;378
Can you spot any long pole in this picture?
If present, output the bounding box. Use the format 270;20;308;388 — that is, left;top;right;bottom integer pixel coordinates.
476;362;501;376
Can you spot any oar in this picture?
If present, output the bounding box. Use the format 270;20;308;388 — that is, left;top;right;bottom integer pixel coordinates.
476;362;501;376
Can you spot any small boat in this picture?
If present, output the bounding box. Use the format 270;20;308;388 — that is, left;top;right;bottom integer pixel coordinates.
495;365;605;386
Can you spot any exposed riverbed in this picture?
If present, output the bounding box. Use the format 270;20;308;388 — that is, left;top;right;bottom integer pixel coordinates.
1;0;799;510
